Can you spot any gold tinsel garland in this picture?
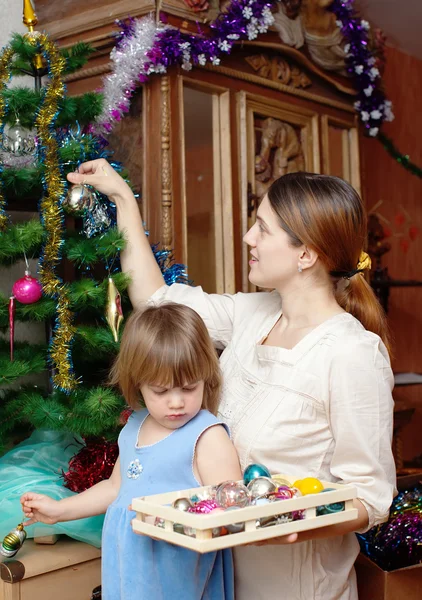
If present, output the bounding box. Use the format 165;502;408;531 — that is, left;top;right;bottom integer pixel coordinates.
0;33;77;391
0;46;15;231
33;34;78;391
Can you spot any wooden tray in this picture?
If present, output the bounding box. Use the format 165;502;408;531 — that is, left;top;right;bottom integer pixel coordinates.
132;474;358;553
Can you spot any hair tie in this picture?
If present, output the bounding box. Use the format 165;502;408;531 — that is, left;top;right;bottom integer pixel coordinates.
330;251;372;280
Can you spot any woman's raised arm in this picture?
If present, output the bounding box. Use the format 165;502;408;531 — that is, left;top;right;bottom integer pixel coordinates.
67;159;165;307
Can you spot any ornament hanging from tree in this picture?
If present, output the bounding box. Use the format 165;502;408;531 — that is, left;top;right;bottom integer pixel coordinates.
105;277;123;342
64;183;111;237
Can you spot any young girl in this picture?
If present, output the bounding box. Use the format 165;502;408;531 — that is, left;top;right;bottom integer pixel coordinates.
21;303;242;600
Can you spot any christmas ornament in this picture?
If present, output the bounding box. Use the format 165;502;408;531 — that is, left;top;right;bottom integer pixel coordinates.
215;481;250;508
188;499;221;514
0;523;27;558
293;477;324;496
105;277;124;342
247;476;277;499
172;498;193;512
0;117;37;168
8;296;15;361
63;183;96;215
316;488;345;516
271;475;291;488
243;462;271;485
63;184;112;238
270;485;297;500
225;507;245;534
12;270;43;304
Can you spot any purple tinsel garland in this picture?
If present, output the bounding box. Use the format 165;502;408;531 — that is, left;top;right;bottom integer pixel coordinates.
358;485;422;571
328;0;393;137
99;0;394;138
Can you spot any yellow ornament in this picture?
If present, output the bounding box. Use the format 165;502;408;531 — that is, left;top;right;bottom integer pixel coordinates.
106;277;123;342
293;477;324;496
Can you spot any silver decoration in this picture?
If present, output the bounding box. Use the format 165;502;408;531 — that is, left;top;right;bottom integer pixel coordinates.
247;476;277;499
0;118;37;168
97;16;167;134
172;497;192;512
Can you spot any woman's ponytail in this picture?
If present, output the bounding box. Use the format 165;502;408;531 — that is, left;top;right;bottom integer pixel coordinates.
335;274;392;355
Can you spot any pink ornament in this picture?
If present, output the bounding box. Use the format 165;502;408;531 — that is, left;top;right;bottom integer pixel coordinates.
188;499;221;514
12;271;42;304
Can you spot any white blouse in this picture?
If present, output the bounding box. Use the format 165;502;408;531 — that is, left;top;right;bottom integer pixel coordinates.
149;284;396;600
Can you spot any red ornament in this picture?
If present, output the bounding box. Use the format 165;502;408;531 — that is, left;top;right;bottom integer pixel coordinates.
12;270;42;304
62;439;119;493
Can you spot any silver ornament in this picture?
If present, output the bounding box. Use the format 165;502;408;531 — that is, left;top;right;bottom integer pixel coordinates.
247;476;277;499
0;118;37;168
172;497;193;512
63;184;96;215
225;507;245;534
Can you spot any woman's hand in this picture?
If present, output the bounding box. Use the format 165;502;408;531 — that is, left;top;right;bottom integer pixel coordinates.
67;159;133;202
248;532;298;546
20;492;63;527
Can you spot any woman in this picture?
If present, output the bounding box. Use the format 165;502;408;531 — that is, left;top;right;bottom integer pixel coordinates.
67;162;396;600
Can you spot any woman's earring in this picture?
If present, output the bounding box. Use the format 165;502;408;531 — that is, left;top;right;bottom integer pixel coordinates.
298;265;303;273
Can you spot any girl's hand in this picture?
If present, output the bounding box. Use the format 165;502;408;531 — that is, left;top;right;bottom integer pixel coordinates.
20;492;63;527
67;159;133;202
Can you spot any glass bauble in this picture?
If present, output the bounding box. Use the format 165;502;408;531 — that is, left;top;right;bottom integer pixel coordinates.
215;481;250;508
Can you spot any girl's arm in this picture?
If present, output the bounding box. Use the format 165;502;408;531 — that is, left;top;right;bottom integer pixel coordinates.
67;160;164;307
195;425;242;486
21;457;121;525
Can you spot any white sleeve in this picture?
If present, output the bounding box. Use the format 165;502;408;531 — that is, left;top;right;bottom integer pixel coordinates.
328;334;397;532
148;284;236;348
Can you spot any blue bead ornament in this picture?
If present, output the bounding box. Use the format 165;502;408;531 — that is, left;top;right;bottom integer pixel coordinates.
316;488;345;516
243;463;271;485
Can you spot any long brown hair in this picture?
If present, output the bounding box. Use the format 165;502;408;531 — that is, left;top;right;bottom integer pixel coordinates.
267;172;391;354
109;303;222;413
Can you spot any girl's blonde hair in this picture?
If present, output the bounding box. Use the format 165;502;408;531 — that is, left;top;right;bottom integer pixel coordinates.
110;303;222;413
267;172;391;354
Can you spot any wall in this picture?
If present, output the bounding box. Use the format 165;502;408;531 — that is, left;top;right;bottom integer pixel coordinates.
361;46;422;463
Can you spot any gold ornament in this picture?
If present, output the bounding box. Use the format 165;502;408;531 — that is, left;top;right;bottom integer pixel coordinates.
63;183;96;215
1;523;27;558
357;250;372;272
106;277;124;342
23;0;38;31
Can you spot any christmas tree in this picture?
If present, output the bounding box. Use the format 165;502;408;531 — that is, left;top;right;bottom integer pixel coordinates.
0;11;186;473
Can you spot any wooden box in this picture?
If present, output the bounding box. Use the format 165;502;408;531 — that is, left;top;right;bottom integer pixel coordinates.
355;553;422;600
132;474;358;553
0;537;101;600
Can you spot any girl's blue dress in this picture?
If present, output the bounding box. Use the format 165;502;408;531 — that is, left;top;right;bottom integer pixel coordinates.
101;409;235;600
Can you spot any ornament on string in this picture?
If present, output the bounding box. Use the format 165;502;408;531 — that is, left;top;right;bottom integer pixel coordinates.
12;269;43;304
0;117;37;168
63;183;111;237
8;296;15;361
9;268;42;362
0;523;27;558
105;277;123;342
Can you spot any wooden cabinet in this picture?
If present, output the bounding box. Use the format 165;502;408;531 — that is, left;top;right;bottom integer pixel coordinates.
0;538;100;600
38;1;361;295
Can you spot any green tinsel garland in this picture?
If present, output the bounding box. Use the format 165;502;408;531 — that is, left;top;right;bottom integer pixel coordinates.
377;132;422;179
